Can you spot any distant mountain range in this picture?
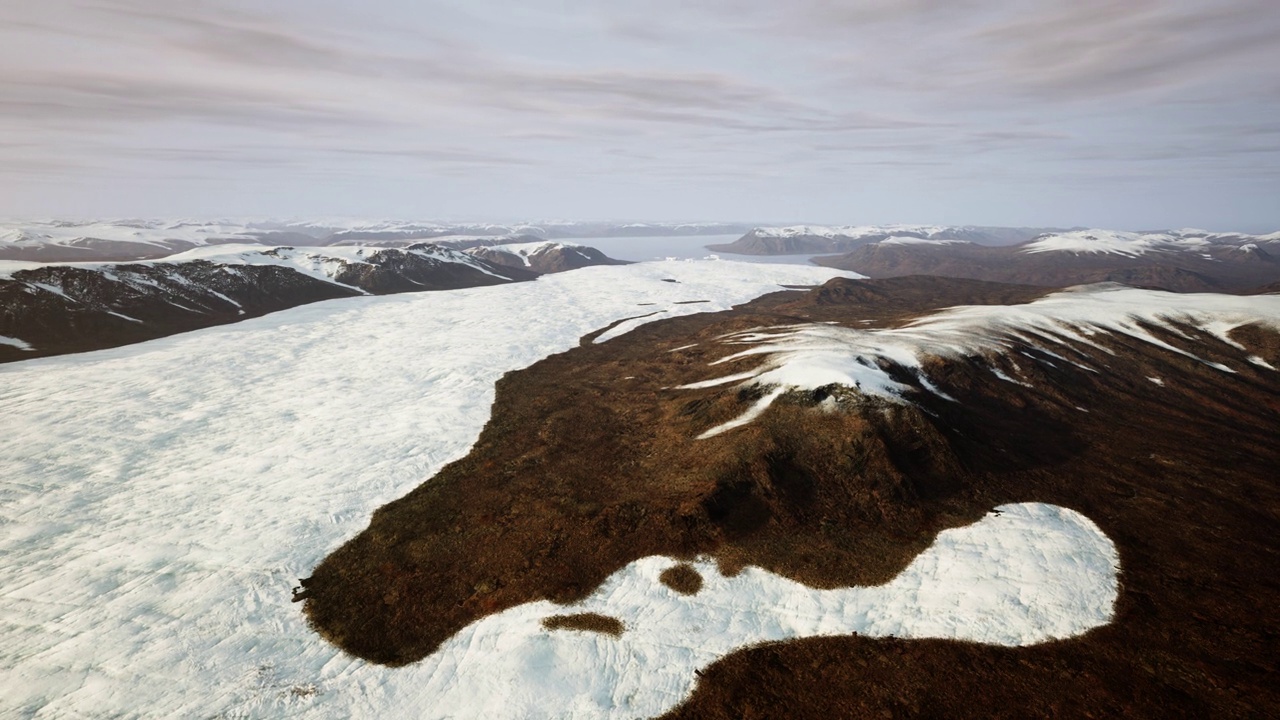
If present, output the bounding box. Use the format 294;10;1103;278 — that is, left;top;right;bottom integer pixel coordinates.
705;226;1280;293
804;228;1280;293
707;225;1065;254
0;219;752;262
0;240;627;362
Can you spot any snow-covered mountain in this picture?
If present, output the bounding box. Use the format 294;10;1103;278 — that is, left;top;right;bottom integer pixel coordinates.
0;239;647;361
709;225;1061;255
463;241;631;274
1019;228;1280;256
685;283;1280;438
0;219;754;262
0;244;536;361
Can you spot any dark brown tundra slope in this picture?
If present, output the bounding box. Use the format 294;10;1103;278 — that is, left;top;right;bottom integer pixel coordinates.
301;276;1280;718
0;244;553;362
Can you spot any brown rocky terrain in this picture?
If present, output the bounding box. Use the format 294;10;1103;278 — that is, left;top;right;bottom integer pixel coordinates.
813;238;1280;292
300;275;1280;717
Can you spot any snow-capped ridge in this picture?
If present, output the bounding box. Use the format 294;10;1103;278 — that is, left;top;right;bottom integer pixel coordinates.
688;284;1280;438
1020;228;1280;257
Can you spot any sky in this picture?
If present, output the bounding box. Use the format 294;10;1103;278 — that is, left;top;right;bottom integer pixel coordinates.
1;0;1278;230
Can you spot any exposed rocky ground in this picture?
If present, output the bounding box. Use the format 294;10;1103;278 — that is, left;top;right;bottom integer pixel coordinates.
301;275;1280;717
0;244;549;361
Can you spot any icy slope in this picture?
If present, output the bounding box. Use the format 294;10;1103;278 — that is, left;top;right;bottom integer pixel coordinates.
0;260;852;719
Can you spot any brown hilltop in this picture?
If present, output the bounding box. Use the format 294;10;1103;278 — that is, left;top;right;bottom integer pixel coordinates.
300;276;1280;717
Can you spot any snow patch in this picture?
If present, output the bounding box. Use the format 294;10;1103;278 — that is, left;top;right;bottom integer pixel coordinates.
0;335;32;350
417;503;1118;719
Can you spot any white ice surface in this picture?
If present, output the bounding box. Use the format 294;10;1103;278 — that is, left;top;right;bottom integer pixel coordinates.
417;502;1118;719
0;260;854;719
688;284;1280;437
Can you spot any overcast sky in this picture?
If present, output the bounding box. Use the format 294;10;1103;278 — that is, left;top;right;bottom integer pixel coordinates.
2;0;1278;230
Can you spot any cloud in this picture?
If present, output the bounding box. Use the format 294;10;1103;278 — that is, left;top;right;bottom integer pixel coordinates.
0;0;1274;227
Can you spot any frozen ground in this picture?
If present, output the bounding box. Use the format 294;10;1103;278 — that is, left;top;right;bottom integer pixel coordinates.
1;260;856;719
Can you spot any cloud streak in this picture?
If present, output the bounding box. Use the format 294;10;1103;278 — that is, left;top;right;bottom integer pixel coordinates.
0;0;1275;229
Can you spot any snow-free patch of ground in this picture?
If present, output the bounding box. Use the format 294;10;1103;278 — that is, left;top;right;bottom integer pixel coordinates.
0;260;855;719
688;284;1280;438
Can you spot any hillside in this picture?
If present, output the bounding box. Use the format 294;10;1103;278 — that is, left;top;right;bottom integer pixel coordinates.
0;244;537;361
0;219;753;262
300;275;1280;717
810;229;1280;292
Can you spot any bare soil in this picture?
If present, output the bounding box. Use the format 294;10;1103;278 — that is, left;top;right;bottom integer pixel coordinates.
542;613;625;637
659;564;704;595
